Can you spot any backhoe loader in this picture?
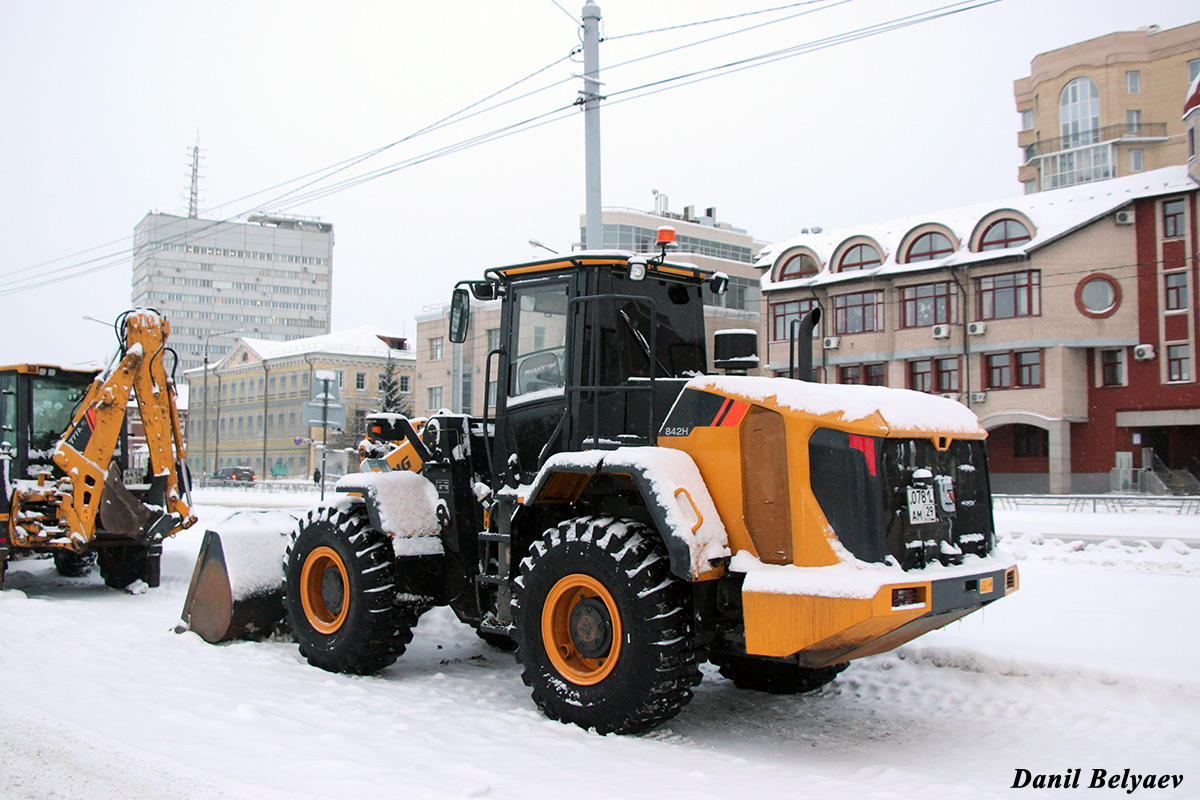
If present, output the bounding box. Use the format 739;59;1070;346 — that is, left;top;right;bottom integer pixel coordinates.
188;247;1017;734
0;309;196;590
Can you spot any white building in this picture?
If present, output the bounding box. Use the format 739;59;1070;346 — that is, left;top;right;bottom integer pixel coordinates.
132;212;334;373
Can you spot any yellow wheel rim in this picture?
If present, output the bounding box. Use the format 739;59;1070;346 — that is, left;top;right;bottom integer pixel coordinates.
542;573;622;686
300;546;350;634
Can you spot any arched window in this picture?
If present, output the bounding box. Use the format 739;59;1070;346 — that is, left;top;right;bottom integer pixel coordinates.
777;252;819;281
906;232;954;262
980;219;1032;251
838;244;882;272
1060;77;1100;148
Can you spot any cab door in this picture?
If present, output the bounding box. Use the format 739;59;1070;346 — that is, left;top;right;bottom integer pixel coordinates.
493;275;574;485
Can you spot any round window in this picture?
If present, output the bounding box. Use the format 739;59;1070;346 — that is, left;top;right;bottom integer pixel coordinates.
1075;274;1121;318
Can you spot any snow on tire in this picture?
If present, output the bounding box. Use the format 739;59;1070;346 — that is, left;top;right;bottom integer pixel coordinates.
512;516;701;734
283;504;416;675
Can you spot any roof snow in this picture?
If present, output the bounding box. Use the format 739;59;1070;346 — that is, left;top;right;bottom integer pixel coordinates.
215;325;412;369
758;165;1197;290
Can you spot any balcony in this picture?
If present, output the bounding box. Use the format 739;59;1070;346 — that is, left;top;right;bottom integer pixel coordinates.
1021;122;1168;162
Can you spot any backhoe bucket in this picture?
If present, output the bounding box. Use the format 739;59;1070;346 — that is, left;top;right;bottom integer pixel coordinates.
179;521;291;643
100;465;154;537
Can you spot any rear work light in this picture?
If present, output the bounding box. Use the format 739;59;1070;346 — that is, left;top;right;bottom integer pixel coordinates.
891;586;925;609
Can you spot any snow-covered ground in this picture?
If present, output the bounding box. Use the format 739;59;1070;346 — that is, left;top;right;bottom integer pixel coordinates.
1;490;1197;799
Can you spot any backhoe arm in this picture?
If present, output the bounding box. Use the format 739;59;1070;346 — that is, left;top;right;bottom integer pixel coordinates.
43;310;194;549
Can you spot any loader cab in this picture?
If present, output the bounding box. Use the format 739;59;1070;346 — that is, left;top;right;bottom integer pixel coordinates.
0;365;116;490
452;255;713;487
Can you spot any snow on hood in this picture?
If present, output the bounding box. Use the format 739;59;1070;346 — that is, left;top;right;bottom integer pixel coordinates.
688;375;983;435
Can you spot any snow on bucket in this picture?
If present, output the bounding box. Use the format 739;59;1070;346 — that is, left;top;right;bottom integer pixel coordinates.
178;512;294;642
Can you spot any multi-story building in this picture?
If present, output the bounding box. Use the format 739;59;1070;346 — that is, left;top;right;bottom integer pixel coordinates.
1015;21;1200;193
132;212;334;373
757;163;1199;495
184;326;414;479
413;204;764;417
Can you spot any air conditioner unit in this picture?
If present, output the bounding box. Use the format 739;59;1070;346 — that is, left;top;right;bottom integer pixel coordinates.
970;392;988;403
932;324;951;339
967;321;987;336
1114;209;1135;225
823;336;840;350
940;392;959;400
1133;344;1156;361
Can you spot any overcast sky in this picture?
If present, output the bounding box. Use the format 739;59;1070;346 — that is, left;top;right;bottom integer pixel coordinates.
2;0;1197;368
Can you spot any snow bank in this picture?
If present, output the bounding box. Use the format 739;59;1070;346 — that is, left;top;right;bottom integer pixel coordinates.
689;375;983;435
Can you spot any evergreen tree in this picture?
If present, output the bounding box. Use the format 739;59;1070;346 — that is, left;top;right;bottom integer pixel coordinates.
378;354;402;413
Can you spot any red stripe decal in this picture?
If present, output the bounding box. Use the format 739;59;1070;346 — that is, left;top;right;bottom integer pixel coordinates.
719;400;749;427
848;434;877;476
85;409;96;430
711;398;732;426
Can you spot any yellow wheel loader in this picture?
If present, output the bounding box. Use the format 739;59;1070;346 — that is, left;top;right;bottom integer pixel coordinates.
0;310;196;590
189;250;1017;734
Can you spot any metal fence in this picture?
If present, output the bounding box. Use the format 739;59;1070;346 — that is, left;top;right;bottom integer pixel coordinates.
993;494;1200;515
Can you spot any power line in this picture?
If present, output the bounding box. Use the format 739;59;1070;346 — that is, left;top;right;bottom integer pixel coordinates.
4;1;1007;296
604;0;1003;106
604;0;847;42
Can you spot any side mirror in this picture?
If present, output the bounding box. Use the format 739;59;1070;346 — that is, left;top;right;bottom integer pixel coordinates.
449;287;470;344
709;272;729;296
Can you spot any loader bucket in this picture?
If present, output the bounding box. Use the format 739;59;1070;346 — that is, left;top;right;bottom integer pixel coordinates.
179;520;292;643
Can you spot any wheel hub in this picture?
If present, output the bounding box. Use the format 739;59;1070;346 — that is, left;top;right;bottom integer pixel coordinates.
300;546;350;634
568;597;612;658
541;573;623;686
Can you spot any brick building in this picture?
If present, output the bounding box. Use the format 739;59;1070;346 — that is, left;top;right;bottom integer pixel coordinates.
1016;21;1200;193
757;164;1198;494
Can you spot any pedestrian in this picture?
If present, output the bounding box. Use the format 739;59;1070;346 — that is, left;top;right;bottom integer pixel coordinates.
313;468;321;485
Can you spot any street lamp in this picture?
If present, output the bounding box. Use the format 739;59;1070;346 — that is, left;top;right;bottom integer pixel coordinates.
202;328;244;476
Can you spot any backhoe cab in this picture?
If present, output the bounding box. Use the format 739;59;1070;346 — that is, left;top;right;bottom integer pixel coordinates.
0;309;196;590
278;252;1017;734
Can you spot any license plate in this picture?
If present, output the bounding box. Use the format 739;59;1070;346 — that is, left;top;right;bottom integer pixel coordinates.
907;486;937;525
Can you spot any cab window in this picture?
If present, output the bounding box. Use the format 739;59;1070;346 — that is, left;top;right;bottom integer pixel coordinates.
508;281;569;399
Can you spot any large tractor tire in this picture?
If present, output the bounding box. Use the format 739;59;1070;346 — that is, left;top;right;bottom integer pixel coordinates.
98;545;150;589
54;550;97;578
283;505;417;675
512;516;701;734
711;654;848;695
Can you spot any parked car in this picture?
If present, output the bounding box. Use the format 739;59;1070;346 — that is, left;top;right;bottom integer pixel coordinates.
213;466;256;482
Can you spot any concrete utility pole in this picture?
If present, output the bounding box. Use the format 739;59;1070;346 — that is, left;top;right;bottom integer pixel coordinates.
581;2;602;250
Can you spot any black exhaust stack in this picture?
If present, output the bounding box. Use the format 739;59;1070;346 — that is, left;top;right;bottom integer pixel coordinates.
789;307;821;382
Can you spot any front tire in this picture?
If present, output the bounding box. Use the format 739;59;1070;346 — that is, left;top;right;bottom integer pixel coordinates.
711;654;847;695
513;516;700;734
283;504;416;675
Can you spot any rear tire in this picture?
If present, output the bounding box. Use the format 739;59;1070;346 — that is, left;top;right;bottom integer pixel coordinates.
98;545;150;589
54;550;97;578
283;504;416;675
712;654;847;695
513;516;700;734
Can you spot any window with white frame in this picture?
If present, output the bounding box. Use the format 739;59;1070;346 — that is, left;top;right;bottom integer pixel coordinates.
1126;70;1140;94
1166;344;1191;383
1129;149;1144;172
